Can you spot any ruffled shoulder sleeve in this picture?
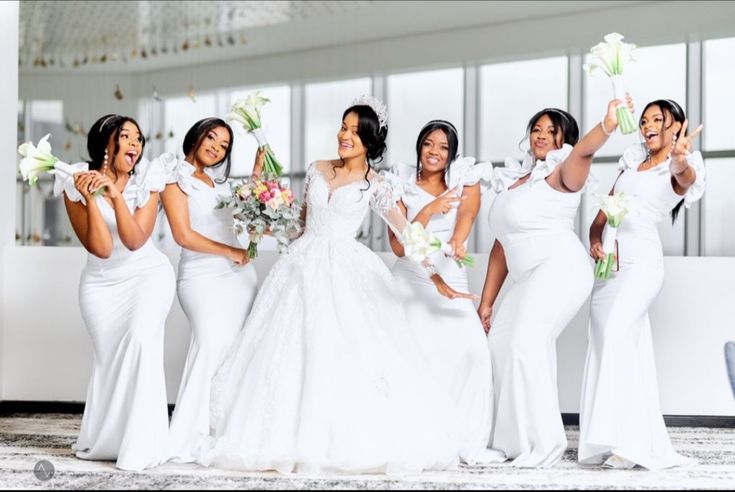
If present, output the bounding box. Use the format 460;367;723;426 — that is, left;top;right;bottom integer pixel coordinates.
529;143;574;185
682;151;706;208
387;162;420;207
446;156;495;194
163;154;198;195
124;153;168;208
52;161;89;204
619;143;648;172
489;153;534;193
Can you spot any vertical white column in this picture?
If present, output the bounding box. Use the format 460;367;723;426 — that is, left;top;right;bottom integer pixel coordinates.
685;40;703;257
0;1;20;400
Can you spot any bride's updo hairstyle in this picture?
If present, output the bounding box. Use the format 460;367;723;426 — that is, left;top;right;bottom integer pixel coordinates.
340;104;389;190
342;104;388;164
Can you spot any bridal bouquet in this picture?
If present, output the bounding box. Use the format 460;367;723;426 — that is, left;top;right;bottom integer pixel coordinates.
18;134;105;194
227;91;284;177
401;222;475;269
594;192;631;280
218;175;301;258
584;32;638;135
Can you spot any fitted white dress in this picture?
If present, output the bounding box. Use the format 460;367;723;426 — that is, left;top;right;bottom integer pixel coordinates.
487;145;594;468
163;156;258;463
578;144;705;470
390;158;494;463
54;158;176;471
196;161;461;474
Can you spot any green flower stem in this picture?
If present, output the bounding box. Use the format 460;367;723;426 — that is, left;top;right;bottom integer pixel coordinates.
247;241;259;259
616;106;638;135
262;146;284;177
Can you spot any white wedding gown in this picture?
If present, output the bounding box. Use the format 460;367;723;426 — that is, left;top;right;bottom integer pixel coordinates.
163;155;258;463
54;159;175;471
390;158;494;463
197;161;461;474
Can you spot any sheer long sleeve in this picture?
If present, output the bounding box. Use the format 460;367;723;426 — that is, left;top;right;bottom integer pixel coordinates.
369;174;438;278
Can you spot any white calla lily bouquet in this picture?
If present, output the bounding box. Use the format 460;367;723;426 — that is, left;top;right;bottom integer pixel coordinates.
18;134;105;195
401;222;474;269
227;91;284;177
594;192;631;280
584;32;638;135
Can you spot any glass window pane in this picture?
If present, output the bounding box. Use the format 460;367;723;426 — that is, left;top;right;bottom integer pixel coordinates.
228;85;291;176
703;158;735;256
704;37;735;151
163;93;217;156
480;57;568;162
305;78;372;165
387;68;464;166
583;43;687;157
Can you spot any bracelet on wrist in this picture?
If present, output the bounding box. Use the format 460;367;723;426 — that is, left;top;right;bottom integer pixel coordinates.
601;119;614;136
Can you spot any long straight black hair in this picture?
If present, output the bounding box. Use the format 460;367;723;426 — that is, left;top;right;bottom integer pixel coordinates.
182;117;234;184
639;99;687;223
87;114;146;175
415;120;460;183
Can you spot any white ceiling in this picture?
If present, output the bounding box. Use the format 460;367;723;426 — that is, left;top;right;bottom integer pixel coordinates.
20;0;648;74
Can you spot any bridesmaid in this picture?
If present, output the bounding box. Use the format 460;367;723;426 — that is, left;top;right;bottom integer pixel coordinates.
387;120;494;463
477;98;632;468
579;99;704;470
160;118;260;463
56;114;175;471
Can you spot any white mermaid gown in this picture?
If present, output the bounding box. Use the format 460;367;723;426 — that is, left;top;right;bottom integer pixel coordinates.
163;156;258;463
197;161;461;474
578;145;705;470
487;145;593;468
390;158;494;463
54;159;176;471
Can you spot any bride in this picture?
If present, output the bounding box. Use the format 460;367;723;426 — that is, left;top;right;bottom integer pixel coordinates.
195;96;475;474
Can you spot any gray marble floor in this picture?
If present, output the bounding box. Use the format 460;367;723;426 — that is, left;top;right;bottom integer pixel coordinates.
1;413;735;489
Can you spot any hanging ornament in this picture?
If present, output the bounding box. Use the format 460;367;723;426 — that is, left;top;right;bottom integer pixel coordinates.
114;84;124;101
152;86;162;102
187;86;196;103
154;131;163;140
168;130;175;139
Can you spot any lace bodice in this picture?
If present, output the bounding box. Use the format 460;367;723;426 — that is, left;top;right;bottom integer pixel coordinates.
301;162;405;239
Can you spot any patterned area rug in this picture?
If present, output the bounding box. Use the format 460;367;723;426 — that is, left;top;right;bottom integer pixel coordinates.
1;413;734;489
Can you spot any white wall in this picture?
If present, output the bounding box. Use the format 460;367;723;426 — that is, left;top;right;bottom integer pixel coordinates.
0;1;19;403
2;247;734;417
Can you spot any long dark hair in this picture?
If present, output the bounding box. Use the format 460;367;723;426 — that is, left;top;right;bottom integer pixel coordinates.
415;120;460;183
87;114;146;174
337;104;388;191
639;99;687;224
182;117;234;184
521;108;579;151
